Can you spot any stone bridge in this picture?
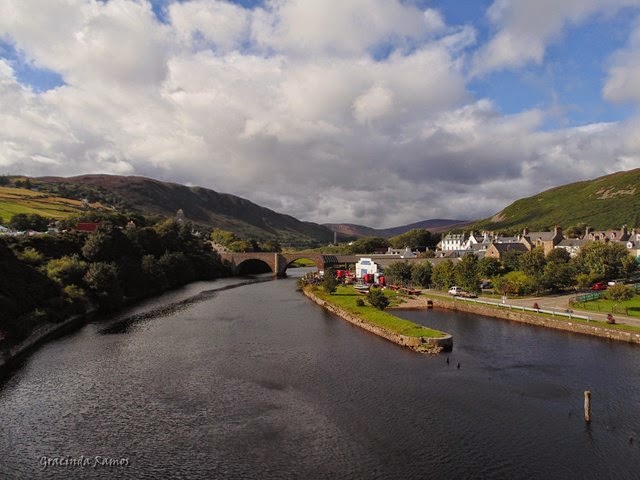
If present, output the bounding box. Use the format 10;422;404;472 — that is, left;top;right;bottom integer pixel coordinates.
219;252;358;277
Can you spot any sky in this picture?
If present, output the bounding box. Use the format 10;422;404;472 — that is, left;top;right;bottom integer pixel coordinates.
2;1;640;228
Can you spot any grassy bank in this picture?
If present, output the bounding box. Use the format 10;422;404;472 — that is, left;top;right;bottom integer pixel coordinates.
310;285;445;338
572;295;640;318
433;292;640;334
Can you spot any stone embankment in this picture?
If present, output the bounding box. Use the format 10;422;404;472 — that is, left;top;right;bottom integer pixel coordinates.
303;289;452;354
0;310;93;374
429;296;640;346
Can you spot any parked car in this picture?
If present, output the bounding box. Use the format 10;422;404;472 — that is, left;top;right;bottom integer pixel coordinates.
479;281;493;290
448;286;463;296
591;282;607;291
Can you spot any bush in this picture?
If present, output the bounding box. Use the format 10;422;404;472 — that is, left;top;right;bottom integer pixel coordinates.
355;298;365;307
322;267;339;294
605;283;634;302
367;288;389;311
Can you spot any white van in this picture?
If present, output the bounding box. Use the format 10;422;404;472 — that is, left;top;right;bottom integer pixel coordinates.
448;286;463;295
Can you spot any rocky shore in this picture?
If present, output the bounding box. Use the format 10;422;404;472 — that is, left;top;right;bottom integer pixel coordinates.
302;288;452;354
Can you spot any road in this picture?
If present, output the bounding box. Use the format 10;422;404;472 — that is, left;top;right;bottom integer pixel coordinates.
421;289;640;329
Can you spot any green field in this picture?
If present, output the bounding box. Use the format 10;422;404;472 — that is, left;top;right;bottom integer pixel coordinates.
572;294;640;318
0;187;100;222
311;285;445;338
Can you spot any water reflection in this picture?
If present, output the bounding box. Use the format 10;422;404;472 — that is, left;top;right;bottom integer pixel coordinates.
1;272;639;479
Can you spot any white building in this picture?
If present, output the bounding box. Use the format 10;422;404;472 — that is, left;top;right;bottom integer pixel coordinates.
355;257;379;279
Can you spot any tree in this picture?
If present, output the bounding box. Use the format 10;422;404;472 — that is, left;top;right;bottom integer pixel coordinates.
9;213;50;232
493;271;536;296
389;229;435;250
322;267;339;294
411;261;432;288
477;256;501;279
347;237;389;254
367;288;389;310
455;254;479;293
541;261;575;292
83;261;123;308
384;261;413;286
431;260;456;290
519;247;547;279
501;249;524;273
576;241;633;280
210;228;238;246
81;225;138;262
546;248;571;264
17;247;44;266
46;255;88;286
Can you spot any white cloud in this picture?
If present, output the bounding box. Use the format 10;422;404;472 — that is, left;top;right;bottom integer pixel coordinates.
604;19;640;103
474;0;640;75
1;0;640;228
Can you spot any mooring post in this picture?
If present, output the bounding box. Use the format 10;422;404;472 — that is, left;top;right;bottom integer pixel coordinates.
584;390;591;423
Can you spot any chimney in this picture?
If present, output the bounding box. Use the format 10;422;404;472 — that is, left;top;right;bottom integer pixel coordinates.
523;227;529;236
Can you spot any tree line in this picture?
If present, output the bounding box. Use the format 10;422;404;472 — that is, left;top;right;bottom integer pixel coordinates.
0;218;229;346
381;241;637;295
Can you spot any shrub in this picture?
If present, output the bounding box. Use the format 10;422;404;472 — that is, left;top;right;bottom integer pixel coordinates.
605;283;634;302
367;288;389;311
355;298;365;307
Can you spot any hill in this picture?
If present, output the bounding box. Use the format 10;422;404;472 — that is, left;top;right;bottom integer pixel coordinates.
0;185;105;222
324;219;471;239
472;168;640;232
30;175;334;246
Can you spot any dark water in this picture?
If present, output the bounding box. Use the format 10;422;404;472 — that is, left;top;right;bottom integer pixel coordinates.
1;271;640;479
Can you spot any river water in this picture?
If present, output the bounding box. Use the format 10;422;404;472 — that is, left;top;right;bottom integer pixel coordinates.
1;270;640;479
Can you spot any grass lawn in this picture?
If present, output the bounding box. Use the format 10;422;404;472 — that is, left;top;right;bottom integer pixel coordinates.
572;294;640;318
311;285;445;338
0;186;103;222
288;258;317;267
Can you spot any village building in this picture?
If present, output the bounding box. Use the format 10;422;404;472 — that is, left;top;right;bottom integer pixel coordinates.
556;238;588;258
484;242;529;260
355;257;380;279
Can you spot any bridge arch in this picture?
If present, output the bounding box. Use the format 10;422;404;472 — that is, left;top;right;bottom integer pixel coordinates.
220;252;357;277
235;258;273;275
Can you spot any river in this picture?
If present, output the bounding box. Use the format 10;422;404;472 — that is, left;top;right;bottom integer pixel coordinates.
1;269;639;479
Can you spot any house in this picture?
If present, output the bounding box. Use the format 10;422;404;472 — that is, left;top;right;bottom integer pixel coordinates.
586;225;630;242
75;222;99;233
439;233;466;251
484;242;529;260
556;238;588;257
355;257;380;279
521;226;564;254
383;246;417;258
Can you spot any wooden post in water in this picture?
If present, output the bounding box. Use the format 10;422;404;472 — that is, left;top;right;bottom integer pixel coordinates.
584;390;591;423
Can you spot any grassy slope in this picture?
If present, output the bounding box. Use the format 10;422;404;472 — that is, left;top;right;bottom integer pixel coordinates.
34;175;334;244
0;187;97;221
312;285;445;338
472;169;640;232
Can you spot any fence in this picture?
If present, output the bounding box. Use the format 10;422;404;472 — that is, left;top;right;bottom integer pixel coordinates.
452;296;593;321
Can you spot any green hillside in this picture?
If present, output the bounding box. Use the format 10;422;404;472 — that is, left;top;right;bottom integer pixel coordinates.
473;169;640;232
0;186;104;222
31;175;334;246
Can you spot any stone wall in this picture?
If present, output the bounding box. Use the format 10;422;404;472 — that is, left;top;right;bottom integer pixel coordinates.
303;289;453;353
429;297;640;345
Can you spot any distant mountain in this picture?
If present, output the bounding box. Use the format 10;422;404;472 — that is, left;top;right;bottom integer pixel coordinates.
471;168;640;232
324;219;471;239
33;174;334;246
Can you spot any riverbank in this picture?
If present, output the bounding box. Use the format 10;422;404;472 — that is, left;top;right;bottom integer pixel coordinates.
0;276;272;377
420;293;640;346
0;309;95;375
302;286;452;353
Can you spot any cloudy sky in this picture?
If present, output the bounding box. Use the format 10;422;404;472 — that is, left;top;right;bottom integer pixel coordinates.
2;0;640;228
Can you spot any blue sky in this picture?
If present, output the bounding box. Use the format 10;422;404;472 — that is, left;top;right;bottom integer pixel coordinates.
1;0;640;227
